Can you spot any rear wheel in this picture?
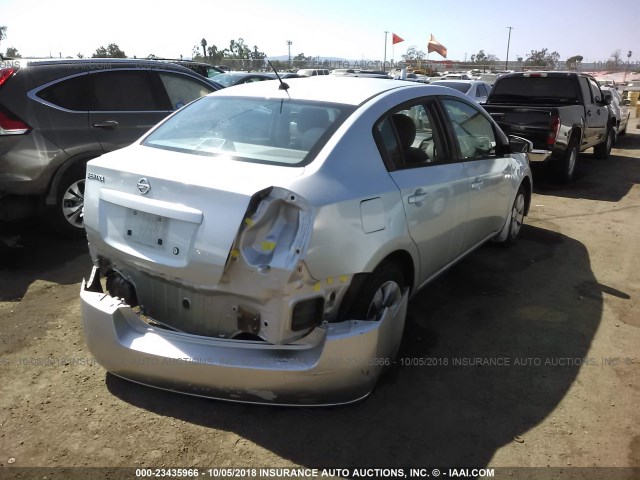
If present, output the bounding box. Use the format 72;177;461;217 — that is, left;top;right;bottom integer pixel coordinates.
620;114;629;136
347;262;406;321
594;126;614;159
48;164;86;237
554;140;578;183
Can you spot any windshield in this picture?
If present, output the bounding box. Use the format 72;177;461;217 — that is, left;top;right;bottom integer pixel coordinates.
213;73;246;86
143;96;354;166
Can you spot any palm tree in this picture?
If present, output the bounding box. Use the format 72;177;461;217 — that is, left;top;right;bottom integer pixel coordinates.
201;38;207;59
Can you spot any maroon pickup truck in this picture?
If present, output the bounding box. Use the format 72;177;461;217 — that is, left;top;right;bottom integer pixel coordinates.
483;71;616;183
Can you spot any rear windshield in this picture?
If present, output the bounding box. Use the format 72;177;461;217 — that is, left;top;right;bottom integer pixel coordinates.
431;81;471;93
488;76;581;103
143;96;354;166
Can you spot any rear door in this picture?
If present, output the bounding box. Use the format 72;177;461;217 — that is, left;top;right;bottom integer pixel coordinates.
88;70;169;152
31;73;100;157
88;69;215;152
376;99;469;282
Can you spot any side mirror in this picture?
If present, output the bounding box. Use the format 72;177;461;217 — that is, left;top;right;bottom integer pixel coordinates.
508;135;533;154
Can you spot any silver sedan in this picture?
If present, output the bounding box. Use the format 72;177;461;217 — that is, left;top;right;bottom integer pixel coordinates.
429;79;493;104
81;77;532;406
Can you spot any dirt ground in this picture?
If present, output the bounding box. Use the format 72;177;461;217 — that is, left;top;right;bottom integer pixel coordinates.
1;114;639;480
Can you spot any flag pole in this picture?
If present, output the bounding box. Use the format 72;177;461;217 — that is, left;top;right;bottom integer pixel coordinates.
384;31;388;72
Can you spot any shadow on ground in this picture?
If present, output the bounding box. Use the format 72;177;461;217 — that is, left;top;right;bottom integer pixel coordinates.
0;218;90;301
107;223;603;470
533;130;640;202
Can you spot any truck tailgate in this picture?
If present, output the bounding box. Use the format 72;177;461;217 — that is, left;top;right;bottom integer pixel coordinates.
484;106;555;150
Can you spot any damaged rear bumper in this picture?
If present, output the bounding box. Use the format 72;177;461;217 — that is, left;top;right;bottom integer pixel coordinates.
80;274;408;406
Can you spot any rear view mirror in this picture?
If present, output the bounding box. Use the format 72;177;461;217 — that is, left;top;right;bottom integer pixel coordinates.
508;135;533;154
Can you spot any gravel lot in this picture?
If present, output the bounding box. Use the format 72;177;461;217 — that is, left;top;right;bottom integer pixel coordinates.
1;112;639;480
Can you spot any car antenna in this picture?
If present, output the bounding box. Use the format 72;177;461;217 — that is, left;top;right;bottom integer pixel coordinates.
268;60;290;92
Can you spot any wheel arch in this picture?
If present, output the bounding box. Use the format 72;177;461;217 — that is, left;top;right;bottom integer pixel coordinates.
336;248;416;322
45;151;103;206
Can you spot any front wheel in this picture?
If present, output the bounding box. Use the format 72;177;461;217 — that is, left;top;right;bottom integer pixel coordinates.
593;126;614;159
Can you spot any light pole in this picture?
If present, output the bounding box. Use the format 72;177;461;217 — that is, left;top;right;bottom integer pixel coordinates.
287;40;292;69
383;31;388;72
505;27;513;71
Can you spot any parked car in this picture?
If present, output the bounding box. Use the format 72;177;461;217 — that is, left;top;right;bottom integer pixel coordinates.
147;58;226;79
484;71;615;183
0;58;220;235
441;73;472;80
296;68;330;77
429;80;493;104
602;86;630;139
81;77;533;406
212;72;275;87
597;78;618;90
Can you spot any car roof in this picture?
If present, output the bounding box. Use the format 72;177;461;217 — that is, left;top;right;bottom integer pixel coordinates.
209;76;447;105
17;58;194;72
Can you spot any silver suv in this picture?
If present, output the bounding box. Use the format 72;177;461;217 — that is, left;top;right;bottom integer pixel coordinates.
0;58;219;236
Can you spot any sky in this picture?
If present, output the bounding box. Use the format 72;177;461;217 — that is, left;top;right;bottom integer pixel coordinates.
1;0;638;65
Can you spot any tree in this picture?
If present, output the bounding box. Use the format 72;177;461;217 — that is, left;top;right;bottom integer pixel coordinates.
609;49;622;66
566;55;583;70
77;52;84;59
0;26;6;44
401;46;426;62
200;38;207;59
92;43;126;58
628;50;633;62
5;47;20;58
472;50;487;64
525;48;560;68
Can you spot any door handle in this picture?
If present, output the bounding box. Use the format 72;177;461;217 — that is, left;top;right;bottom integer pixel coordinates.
587;110;591;117
471;180;484;190
596;109;601;115
407;190;428;205
93;120;119;128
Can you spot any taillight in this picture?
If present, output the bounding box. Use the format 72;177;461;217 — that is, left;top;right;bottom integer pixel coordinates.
547;114;560;147
0;68;16;88
0;108;31;135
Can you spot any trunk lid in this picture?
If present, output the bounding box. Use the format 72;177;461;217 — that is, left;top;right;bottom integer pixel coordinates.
84;144;305;286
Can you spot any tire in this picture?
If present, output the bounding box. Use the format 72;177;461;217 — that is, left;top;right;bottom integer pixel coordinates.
620;114;629;136
497;186;526;246
48;164;86;237
554;139;578;183
347;262;406;322
593;126;614;159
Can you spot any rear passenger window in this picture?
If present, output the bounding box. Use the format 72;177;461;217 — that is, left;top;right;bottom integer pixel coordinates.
91;71;163;111
442;99;496;160
37;75;92;111
158;73;212;110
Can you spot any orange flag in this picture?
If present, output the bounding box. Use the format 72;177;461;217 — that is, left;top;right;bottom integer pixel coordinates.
427;34;447;58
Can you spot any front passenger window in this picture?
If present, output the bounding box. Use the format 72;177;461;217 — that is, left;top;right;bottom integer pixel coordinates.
442;99;496;160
